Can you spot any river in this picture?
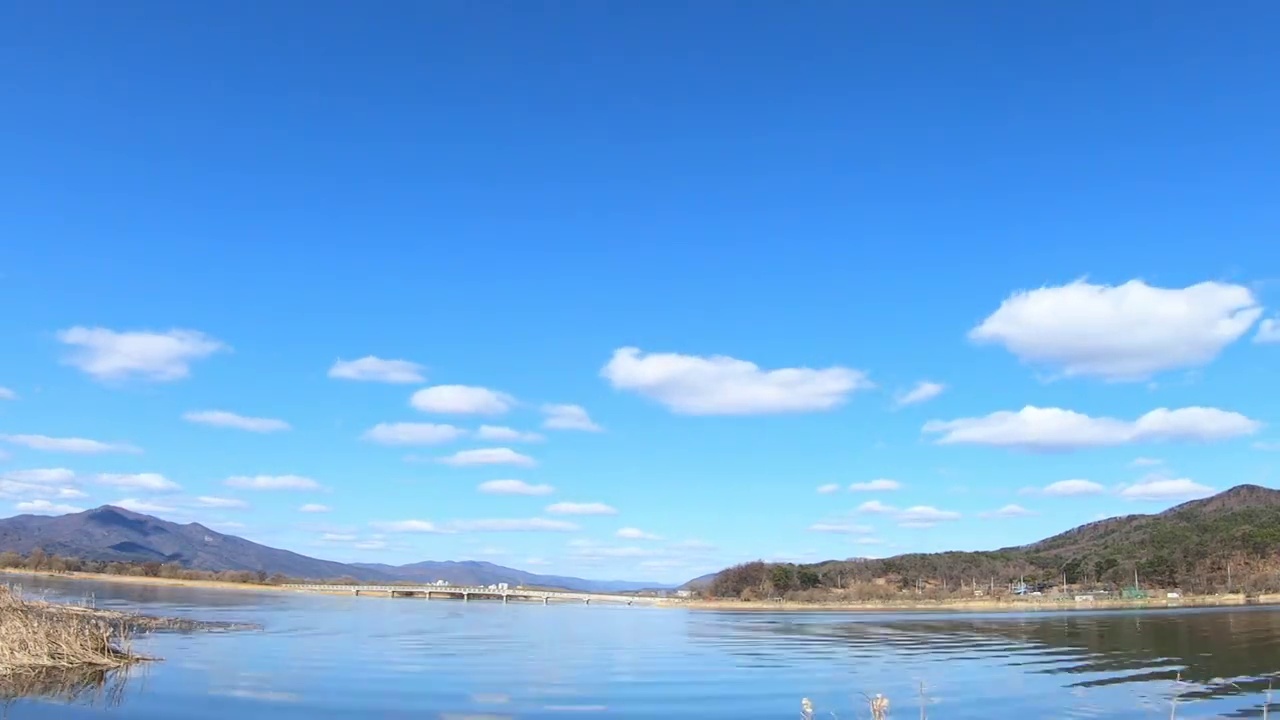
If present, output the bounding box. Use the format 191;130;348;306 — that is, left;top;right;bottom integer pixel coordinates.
5;576;1280;719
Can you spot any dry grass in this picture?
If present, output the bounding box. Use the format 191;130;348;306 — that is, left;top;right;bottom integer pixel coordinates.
0;585;145;676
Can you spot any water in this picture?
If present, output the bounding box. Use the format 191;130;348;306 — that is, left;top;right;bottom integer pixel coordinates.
6;576;1280;719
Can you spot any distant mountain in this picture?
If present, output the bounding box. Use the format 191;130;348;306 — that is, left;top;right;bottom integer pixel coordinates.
0;505;382;581
350;560;672;593
704;485;1280;596
0;505;672;592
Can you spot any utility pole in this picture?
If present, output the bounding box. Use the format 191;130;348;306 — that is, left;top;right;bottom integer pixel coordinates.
1228;563;1232;592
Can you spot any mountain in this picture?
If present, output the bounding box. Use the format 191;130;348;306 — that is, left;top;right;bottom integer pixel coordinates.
701;485;1280;596
0;505;381;580
351;560;672;593
0;505;670;592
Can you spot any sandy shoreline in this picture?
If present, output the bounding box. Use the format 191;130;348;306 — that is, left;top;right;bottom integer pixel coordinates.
7;570;1279;614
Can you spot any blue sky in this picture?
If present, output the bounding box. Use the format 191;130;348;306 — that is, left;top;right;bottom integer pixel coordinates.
0;1;1277;583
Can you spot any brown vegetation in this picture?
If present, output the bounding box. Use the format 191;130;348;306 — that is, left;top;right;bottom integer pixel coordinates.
0;585;141;676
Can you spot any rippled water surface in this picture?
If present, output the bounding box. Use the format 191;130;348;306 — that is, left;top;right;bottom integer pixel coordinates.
8;577;1280;719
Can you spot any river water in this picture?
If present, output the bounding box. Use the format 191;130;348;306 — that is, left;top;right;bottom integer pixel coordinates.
6;576;1280;719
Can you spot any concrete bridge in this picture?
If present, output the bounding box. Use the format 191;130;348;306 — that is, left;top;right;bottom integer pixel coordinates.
282;583;658;605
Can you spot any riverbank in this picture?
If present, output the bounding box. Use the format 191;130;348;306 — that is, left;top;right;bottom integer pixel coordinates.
0;584;144;676
673;592;1280;612
0;567;292;594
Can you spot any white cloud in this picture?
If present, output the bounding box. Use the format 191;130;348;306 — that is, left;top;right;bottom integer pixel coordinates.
856;500;896;514
437;448;536;467
895;381;945;407
478;479;554;496
328;356;425;384
600;346;872;415
57;326;227;382
451;518;578;532
362;422;466;446
541;404;603;432
476;425;544;443
0;434;139;454
855;500;960;527
616;527;661;540
411;385;514;415
849;479;901;492
371;520;447;533
1256;318;1280;344
16;499;84;514
1038;479;1106;497
225;475;321;491
922;405;1261;451
195;496;248;509
183;410;290;433
298;503;331;513
808;522;872;534
969;279;1261;381
0;387;15;401
111;498;178;514
980;504;1036;519
1119;475;1215;501
354;540;387;551
816;483;840;495
546;501;618;516
1130;457;1164;467
2;468;76;484
95;473;180;492
320;533;358;542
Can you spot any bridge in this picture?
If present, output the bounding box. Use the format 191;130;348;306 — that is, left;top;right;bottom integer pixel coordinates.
281;584;659;605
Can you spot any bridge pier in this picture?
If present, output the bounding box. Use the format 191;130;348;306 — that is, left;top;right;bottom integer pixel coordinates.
543;596;549;605
463;592;470;602
353;589;360;597
584;597;590;605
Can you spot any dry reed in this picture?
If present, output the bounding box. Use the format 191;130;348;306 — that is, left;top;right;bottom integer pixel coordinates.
0;585;143;676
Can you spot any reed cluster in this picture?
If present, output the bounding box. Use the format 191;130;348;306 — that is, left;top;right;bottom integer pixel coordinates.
0;585;142;675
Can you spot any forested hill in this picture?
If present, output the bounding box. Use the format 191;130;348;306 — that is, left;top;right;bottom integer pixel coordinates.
704;485;1280;599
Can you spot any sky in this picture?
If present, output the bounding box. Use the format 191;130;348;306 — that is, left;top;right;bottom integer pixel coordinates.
0;1;1277;584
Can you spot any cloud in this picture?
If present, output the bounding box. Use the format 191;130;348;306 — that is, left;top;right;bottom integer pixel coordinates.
328;356;425;384
969;279;1261;381
411;385;514;415
354;540;387;551
1255;441;1280;452
362;422;466;446
1038;479;1106;497
182;410;290;433
95;473;180;492
225;475;321;491
855;501;960;527
816;483;840;495
478;479;554;496
195;496;249;509
299;504;331;513
980;504;1036;518
1256;319;1280;344
57;326;227;382
1119;475;1215;501
0;434;139;454
570;545;655;559
807;522;873;534
451;518;578;532
1130;457;1164;467
2;468;76;484
16;499;84;514
600;346;872;415
371;520;447;533
541;404;603;432
374;518;579;533
895;381;945;407
616;527;661;540
437;448;536;467
545;501;618;516
0;387;15;401
111;498;178;514
848;479;901;492
320;533;358;542
856;500;896;514
922;406;1261;451
476;425;545;443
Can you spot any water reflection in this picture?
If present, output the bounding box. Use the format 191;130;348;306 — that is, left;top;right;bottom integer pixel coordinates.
0;667;132;711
